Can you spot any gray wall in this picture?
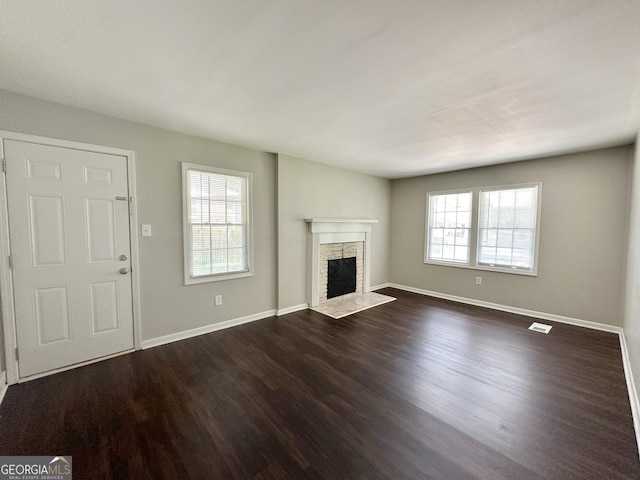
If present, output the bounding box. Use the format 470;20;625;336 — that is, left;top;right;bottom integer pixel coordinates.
0;90;277;341
390;147;632;325
277;154;391;310
623;134;640;409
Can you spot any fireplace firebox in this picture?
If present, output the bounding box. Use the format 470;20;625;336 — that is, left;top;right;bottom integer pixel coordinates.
327;257;357;299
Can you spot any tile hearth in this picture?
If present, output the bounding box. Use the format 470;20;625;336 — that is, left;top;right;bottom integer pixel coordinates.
311;292;396;319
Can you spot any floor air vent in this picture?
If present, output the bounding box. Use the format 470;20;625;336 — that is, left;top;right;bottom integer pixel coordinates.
528;322;552;334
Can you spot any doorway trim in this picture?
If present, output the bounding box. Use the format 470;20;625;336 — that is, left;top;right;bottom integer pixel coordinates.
0;131;143;384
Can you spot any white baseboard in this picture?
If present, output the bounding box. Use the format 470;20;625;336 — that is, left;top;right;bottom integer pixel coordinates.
141;309;277;349
388;283;622;334
277;304;308;316
0;370;7;407
370;283;391;291
620;331;640;458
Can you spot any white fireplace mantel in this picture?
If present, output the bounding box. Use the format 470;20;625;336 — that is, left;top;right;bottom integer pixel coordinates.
305;218;378;307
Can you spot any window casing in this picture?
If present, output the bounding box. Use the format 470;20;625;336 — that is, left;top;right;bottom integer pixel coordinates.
182;163;253;284
425;183;542;275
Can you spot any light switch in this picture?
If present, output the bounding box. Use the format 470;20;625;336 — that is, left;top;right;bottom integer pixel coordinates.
141;224;152;237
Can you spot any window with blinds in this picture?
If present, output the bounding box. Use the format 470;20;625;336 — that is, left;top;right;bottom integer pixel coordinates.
182;163;253;284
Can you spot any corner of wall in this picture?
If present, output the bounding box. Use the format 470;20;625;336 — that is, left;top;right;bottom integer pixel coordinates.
622;131;640;458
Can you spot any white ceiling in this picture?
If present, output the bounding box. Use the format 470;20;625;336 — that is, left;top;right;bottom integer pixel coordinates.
1;1;639;178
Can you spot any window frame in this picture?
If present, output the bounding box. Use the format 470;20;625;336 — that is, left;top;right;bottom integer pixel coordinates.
424;182;542;276
182;162;254;285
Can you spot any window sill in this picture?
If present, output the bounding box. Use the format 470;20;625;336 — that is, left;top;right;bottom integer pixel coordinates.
185;270;253;285
424;260;538;277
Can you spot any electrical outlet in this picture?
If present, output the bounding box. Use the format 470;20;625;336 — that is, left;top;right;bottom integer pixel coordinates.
475;276;482;285
215;295;222;306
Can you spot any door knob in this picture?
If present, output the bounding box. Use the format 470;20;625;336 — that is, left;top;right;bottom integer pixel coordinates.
119;267;129;274
119;254;128;261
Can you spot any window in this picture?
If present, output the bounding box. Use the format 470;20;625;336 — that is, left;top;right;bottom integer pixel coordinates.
426;191;472;264
182;163;253;284
477;186;538;271
425;183;541;275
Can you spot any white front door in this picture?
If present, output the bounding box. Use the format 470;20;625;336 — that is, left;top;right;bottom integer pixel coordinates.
4;139;135;378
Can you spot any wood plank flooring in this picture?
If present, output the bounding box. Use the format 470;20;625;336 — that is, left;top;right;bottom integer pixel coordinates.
1;288;639;479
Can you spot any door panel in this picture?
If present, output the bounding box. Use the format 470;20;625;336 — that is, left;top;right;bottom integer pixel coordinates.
35;286;71;345
4;139;135;377
85;198;117;262
89;281;119;335
28;195;68;266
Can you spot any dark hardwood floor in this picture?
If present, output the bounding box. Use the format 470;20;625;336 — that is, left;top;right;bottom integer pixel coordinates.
1;288;639;479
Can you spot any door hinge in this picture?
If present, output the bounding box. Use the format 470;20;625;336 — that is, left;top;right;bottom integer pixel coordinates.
2;159;6;174
8;255;13;270
15;347;18;361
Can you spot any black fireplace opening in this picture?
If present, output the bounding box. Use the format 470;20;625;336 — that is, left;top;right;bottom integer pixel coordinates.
327;257;357;299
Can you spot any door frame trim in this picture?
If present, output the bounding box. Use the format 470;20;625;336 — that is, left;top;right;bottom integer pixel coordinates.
0;131;143;384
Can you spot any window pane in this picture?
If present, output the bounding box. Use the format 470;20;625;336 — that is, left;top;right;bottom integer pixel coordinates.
209;176;226;201
443;245;455;259
430;244;443;259
227;201;243;224
190;199;209;224
228;248;245;271
497;229;513;248
514;208;534;228
496;247;512;264
498;207;514;228
190;171;208;198
455;229;469;246
512;249;532;268
192;251;211;277
500;189;515;206
457;193;471;211
211;249;228;274
226;176;243;201
444;211;457;227
445;194;457;211
478;248;496;264
211;226;227;249
443;229;456;246
210;201;226;223
456;211;470;228
191;225;211;250
228;225;244;248
454;246;468;262
513;229;533;249
482;228;497;246
431;228;444;245
516;189;534;208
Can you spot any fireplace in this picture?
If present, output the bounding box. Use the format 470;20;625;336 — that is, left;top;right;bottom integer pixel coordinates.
305;218;378;307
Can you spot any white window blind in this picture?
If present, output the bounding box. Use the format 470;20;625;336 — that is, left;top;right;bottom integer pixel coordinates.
477;186;538;270
427;191;472;264
182;163;252;284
